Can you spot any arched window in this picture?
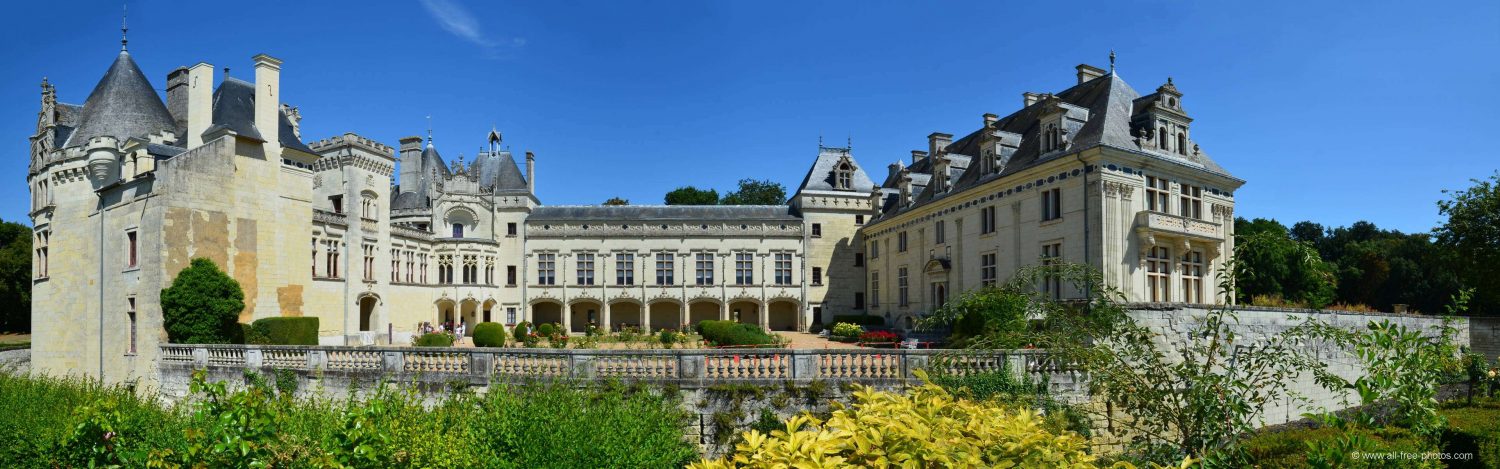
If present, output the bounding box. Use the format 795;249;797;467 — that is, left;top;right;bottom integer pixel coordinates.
1177;133;1187;155
1159;127;1169;151
835;162;853;190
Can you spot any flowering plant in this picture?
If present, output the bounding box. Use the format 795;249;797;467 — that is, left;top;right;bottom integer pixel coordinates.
859;331;900;343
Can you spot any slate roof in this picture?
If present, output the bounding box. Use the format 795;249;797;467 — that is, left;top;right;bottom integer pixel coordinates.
528;205;799;222
392;190;426;210
469;150;529;193
207;77;315;154
63;51;177;148
875;71;1237;221
793;146;876;196
53;103;81;148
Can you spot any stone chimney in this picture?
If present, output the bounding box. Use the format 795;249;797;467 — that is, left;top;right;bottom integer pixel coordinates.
185;63;214;148
983;113;998;128
252;54;282;154
1024;92;1041;108
525;151;536;193
933;154;951;193
165;66;189;135
397;136;423;192
1076;64;1106;84
910;150;927;166
887;160;905;183
897;170;913;206
927;132;952;159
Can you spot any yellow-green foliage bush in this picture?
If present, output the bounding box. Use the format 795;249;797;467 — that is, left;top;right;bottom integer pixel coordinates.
691;377;1103;468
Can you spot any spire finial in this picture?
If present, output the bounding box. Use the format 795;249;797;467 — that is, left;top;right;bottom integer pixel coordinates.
1108;50;1115;73
426;115;433;146
120;3;129;51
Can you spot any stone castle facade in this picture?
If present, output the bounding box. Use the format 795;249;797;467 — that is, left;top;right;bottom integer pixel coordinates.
27;44;1240;383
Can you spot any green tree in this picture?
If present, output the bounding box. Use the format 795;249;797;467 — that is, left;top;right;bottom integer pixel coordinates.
663;186;719;205
719;179;786;205
602;197;630;206
0;218;31;332
920;286;1031;348
161;258;245;344
1232;217;1337;308
1435;171;1500;315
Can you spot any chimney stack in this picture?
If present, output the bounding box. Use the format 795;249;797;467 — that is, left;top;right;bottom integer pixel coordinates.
1024;92;1041;108
185;63;214;147
983;113;998;128
1075;64;1106;84
398;136;423;192
165;66;189;135
525;151;536;193
910;150;927;166
927;132;952;159
887;161;905;182
252;54;282;154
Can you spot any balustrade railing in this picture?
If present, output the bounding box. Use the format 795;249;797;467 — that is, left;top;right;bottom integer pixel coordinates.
158;345;1070;387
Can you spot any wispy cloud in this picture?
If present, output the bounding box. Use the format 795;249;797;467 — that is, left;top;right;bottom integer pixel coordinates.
419;0;522;54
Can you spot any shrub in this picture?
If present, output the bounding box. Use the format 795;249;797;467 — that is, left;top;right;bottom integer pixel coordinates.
859;330;900;343
831;314;884;327
240;323;270;345
659;330;681;349
691;376;1100;468
250;317;319;345
512;321;532;342
830;322;862;339
696;320;775;347
161;258;244;344
536;322;558;337
414;333;454;347
472;322;505;347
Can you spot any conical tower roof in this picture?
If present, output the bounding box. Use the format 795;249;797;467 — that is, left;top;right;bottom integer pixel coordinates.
64;51;176;148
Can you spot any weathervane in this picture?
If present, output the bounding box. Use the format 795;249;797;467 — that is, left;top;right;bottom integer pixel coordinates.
121;3;129;51
1109;50;1116;73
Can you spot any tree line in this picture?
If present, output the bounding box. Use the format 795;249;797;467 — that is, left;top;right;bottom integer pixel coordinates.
1234;171;1498;315
602;178;789;206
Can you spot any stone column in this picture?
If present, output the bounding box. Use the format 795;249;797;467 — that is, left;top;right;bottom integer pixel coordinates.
759;302;769;331
601;302;612;333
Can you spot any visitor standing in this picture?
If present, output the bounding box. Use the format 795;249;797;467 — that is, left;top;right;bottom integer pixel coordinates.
456;320;466;344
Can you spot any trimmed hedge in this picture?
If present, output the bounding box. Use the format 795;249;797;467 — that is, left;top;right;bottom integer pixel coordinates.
414;333;454;347
512;321;533;341
832;314;884;327
239;323;270;345
473;322;506;347
694;320;775;347
250;317;318;345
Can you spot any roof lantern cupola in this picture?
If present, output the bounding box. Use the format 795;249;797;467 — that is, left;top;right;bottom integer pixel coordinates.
1133;77;1195;156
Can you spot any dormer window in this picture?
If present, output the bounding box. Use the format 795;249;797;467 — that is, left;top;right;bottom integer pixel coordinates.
1177;132;1187;155
1043;123;1062;152
835;161;853;190
1158;127;1169;152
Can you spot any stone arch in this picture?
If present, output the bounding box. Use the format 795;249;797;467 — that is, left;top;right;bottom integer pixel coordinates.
569;299;603;333
728;299;760;327
459;298;480;334
435;298;457;327
687;299;722;326
647;299;682;332
767;299;800;332
445;207;477;238
357;295;379;332
531;300;564;328
608;300;644;331
481;299;497;323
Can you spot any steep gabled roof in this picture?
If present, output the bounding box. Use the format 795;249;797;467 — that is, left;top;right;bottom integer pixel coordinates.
206;77;315;153
794;146;876;197
469;150;529;193
63;51;177;148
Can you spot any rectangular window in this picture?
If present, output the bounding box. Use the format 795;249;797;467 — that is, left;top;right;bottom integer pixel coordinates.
538;253;556;285
855;214;864;224
365;245;378;281
898;232;908;252
812;267;823;286
870;272;880;307
1147;246;1172;302
507;222;518;236
616;253;635;286
391;249;400;282
981;253;997;287
506;265;517;285
125;230;138;268
126;297;137;355
1042;243;1063;299
330;195;343;214
869;241;879;259
935;220;946;244
576;253;595;285
695;253;714;286
506;307;517;325
980;206;997;234
774;253;793;285
419;254;427;283
35;231;49;279
1179;183;1203;220
897;267;909;307
735;252;754;285
1041;188;1062;221
811;223;822;238
854;292;865;309
1147;176;1170;213
1182;249;1204;304
655;253;675;286
326;241;340;278
854;252;864;267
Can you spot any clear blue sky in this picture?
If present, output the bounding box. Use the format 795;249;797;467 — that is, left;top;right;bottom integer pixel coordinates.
3;0;1497;234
